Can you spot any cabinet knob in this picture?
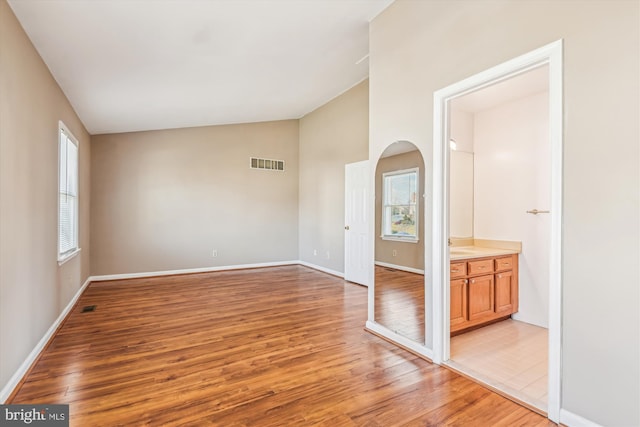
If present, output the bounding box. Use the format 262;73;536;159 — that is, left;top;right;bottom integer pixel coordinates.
470;279;475;284
498;274;502;278
451;269;459;272
344;225;350;230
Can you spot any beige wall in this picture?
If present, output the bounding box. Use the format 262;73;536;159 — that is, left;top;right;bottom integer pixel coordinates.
0;0;91;391
370;0;639;425
298;80;369;273
90;120;299;275
93;80;367;277
374;150;425;270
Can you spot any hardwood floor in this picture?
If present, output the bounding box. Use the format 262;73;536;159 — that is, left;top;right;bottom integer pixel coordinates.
450;319;549;411
374;266;425;343
10;266;554;426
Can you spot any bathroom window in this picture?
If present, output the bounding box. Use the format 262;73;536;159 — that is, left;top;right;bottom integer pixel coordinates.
58;123;79;263
382;168;418;241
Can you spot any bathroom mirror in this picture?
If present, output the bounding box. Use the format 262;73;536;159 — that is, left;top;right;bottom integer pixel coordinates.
450;150;474;238
374;141;425;343
449;108;475;239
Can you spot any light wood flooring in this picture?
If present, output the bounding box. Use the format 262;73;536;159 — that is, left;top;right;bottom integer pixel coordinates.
10;265;554;426
450;319;549;411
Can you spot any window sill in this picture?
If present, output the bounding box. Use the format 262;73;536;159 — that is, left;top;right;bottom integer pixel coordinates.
58;248;81;266
381;236;419;244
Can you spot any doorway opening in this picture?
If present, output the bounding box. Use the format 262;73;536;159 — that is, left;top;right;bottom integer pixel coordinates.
449;65;550;411
432;40;563;422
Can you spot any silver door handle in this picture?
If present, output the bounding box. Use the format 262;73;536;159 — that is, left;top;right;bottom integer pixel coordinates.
345;225;350;230
526;209;550;215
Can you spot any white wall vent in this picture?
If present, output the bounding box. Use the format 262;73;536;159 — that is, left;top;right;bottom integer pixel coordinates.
250;157;285;171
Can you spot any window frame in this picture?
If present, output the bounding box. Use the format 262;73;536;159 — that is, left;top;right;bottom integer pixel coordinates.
58;122;80;264
381;167;419;243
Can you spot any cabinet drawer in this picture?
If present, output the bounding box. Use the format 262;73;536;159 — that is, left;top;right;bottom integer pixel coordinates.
468;259;494;276
494;256;513;271
450;262;467;279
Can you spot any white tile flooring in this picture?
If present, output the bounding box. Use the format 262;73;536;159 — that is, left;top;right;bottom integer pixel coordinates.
450;319;548;411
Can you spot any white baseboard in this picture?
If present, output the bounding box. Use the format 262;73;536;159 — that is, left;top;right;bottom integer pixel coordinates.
365;320;432;360
91;260;344;284
90;260;300;282
297;261;344;278
0;276;92;403
560;409;603;427
375;261;424;275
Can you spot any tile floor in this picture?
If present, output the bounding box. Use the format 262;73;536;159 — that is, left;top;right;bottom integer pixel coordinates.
450;319;548;411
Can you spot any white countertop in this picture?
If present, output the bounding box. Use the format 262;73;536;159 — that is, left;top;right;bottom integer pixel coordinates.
449;245;520;261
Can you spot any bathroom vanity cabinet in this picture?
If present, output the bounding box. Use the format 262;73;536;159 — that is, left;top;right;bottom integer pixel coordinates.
450;253;518;335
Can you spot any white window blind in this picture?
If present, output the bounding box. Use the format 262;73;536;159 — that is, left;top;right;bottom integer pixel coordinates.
58;126;78;259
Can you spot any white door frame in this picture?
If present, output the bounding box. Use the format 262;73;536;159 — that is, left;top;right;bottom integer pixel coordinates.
365;148;434;361
431;40;563;422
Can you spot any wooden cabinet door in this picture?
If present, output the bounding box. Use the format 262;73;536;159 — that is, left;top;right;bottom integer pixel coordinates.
468;274;494;320
450;278;467;328
494;270;514;314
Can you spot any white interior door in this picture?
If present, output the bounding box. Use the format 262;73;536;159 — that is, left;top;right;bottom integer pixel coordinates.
344;160;370;286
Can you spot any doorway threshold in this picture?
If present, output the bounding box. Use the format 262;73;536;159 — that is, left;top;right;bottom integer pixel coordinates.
443;359;547;416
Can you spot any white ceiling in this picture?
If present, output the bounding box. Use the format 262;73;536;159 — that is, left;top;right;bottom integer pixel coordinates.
380;140;418;158
451;65;549;113
8;0;393;135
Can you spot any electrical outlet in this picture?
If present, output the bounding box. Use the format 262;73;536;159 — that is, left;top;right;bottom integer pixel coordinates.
212;250;218;257
313;249;317;256
326;251;330;259
392;249;397;257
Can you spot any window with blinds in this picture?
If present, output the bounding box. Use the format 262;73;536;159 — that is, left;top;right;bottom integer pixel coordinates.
58;124;79;261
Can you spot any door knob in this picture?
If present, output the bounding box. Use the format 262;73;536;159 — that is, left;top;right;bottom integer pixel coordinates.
345;225;350;230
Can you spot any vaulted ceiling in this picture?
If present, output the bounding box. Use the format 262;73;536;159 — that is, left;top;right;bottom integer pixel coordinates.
8;0;393;135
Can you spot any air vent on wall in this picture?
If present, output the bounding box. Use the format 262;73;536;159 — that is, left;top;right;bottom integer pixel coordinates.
250;157;285;171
